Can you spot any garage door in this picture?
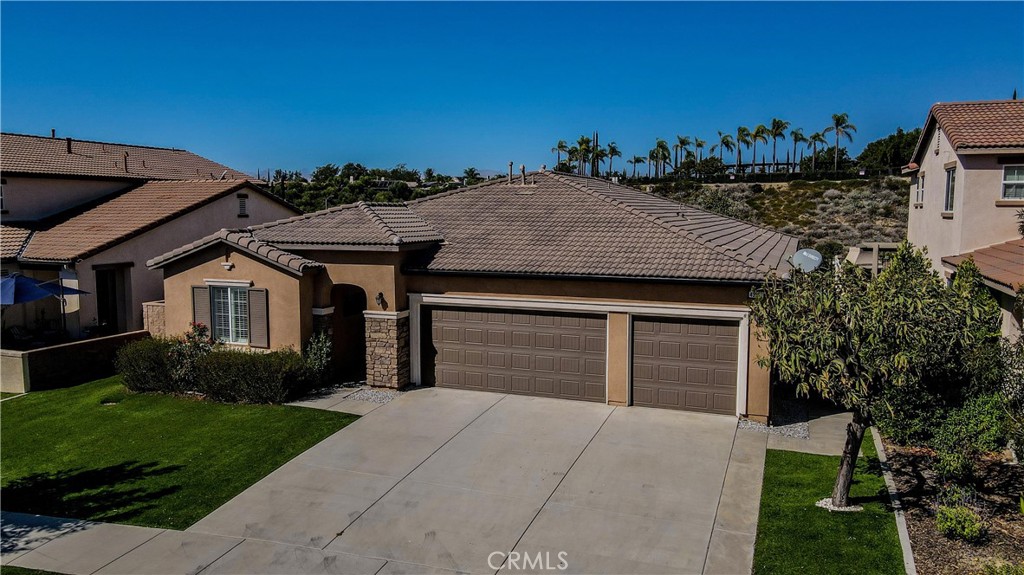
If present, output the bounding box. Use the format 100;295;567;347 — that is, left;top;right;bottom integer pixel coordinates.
632;317;739;414
428;307;607;402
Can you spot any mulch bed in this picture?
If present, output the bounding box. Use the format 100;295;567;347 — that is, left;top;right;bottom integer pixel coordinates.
882;439;1024;574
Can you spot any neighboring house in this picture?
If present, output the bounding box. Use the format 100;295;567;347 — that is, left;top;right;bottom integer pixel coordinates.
149;170;799;421
845;242;899;277
0;133;297;339
903;100;1024;337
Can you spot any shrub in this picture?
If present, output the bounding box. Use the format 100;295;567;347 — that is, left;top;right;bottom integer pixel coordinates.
196;349;310;404
168;322;214;391
936;505;986;543
981;561;1024;575
932;394;1008;479
304;331;334;388
116;338;175;392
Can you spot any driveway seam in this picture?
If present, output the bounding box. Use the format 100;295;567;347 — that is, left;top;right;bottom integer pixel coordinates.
193;536;247;575
320;393;509;551
496;406;617;575
701;423;739;575
84;528;165;575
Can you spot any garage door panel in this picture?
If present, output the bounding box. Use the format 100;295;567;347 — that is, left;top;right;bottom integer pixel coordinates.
632;317;738;415
430;307;606;403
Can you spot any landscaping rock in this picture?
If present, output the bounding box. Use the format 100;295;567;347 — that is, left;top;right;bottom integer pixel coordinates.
346;388;402;404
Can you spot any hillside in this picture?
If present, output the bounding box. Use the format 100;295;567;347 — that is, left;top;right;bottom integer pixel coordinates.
649;178;910;259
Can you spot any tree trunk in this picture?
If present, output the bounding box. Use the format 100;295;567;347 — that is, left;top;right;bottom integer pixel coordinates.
834;133;840;171
831;410;868;507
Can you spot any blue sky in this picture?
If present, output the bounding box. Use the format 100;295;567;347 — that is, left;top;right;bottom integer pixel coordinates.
2;2;1021;176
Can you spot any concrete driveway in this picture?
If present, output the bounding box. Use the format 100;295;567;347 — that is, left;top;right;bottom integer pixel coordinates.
180;387;767;574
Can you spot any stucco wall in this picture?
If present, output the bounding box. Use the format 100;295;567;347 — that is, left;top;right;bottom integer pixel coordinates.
161;246;314;351
73;190;296;336
301;250;405;311
960;154;1024;252
2;176;129;221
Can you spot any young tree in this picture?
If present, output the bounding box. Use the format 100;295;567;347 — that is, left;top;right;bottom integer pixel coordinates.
789;128;807;173
768;118;790;173
736;126;752;173
751;125;769;174
824;113;857;172
751;243;999;506
807;132;828;172
606;142;622;175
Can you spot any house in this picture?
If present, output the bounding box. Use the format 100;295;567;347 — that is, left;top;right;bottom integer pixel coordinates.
903;100;1024;337
0;133;298;339
149;170;799;421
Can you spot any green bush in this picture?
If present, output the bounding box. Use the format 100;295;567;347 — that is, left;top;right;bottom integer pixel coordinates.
168;322;214;391
196;349;310;404
936;505;986;543
116;338;175;392
981;561;1024;575
932;394;1008;480
304;331;334;388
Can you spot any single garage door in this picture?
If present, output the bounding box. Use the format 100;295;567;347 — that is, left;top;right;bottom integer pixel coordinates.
428;307;607;402
632;317;739;415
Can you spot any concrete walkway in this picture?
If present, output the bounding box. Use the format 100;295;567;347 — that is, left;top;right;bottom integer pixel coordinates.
767;408;853;456
3;388;767;574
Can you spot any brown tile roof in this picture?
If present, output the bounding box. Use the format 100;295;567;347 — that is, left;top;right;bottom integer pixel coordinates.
405;171;798;281
146;229;322;274
1;133;253;180
250;201;444;247
942;238;1024;292
1;224;32;261
19;180;283;262
909;100;1024;166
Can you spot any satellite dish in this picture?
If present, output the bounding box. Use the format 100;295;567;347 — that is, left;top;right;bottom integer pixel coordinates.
791;248;824;273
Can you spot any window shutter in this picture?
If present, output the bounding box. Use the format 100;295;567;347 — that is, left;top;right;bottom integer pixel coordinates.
248;288;269;348
192;286;211;328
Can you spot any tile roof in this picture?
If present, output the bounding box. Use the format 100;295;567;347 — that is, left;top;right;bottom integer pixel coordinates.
1;132;253;180
19;180;273;262
942;238;1024;292
910;100;1024;165
249;201;444;247
146;229;322;274
405;171;798;281
1;224;33;261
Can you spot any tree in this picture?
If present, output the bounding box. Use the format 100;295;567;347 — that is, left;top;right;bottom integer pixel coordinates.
656;139;672;178
768;119;790;173
607;142;622;176
551;140;569;167
751;125;769;173
647;148;656;178
715;131;735;163
629;155;646;178
790;128;807;172
576;135;592;176
340;163;368;182
807;132;828;172
736;126;751;173
593;146;608;175
857;127;922;171
674;135;692;172
800;145;853;173
694;138;706;162
824;113;858;172
463;167;481;185
750;243;1000;507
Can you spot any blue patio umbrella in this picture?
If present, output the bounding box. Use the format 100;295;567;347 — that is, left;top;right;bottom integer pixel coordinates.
0;274;54;305
37;280;90;298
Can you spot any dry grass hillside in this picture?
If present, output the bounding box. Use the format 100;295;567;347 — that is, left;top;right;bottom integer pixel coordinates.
651;178;910;258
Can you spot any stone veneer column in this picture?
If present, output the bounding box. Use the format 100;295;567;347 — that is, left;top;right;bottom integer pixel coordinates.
364;310;410;389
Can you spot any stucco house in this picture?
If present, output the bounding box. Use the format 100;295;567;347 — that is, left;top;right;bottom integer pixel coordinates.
149;170;798;421
903;100;1024;337
0;133;297;340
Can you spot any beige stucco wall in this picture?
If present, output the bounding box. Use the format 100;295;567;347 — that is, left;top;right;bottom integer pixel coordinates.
300;250;405;312
2;176;130;221
406;274;770;418
73;190;296;336
1;351;29;393
161;246;316;351
907;128;1024;273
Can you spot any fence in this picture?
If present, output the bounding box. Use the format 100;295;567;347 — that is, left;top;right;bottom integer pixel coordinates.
1;330;149;393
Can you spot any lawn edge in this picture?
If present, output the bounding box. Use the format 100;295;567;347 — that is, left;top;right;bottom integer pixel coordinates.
871;426;917;575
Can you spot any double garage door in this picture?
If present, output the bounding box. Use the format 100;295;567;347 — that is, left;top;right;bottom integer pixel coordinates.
426;307;739;415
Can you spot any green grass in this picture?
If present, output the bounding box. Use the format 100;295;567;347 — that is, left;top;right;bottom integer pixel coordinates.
753;429;904;575
1;392;24;399
1;566;63;575
0;376;356;530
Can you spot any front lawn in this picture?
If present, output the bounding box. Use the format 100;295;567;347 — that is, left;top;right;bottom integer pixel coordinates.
754;430;904;574
0;376;356;530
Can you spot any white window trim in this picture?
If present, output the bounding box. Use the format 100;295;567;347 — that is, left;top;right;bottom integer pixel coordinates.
944;167;956;212
204;279;253;287
407;293;750;418
211;285;250;345
1002;164;1024;200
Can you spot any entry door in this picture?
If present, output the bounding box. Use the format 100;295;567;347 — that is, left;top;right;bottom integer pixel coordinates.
95;268;128;334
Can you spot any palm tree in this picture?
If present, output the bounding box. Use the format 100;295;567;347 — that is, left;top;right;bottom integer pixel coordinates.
647;148;655;178
593;146;608;176
823;113;857;171
789;128;806;173
463;167;480;184
751;124;769;174
656;139;672;177
736;126;752;173
768;118;790;173
674;135;692;171
716;131;735;162
808;132;828;172
629;155;646;179
551;140;569;167
607;142;621;176
694;138;706;162
576;135;592;176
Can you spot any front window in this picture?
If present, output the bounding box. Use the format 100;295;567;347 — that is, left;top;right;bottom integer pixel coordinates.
944;168;956;212
1003;166;1024;200
212;286;249;344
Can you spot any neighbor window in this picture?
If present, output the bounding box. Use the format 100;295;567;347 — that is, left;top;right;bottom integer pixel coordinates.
212;286;249;344
944;167;956;212
915;174;925;203
1003;166;1024;200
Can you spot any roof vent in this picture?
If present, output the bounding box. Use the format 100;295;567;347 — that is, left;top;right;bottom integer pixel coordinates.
507;161;514;185
66;137;72;154
540;164;546;172
51;128;56;139
520;164;526;185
